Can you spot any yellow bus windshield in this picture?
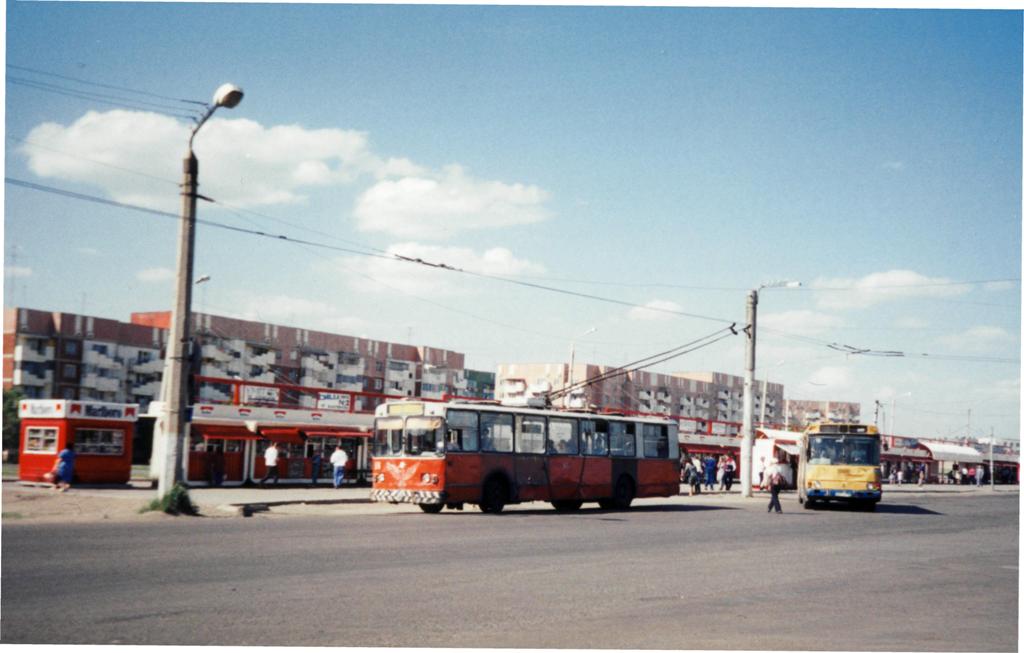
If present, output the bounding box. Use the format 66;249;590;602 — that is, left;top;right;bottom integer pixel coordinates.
808;435;880;466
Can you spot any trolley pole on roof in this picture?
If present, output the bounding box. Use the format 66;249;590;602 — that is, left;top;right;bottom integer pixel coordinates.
157;84;244;500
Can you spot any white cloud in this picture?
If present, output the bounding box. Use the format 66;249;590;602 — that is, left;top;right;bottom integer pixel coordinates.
342;242;546;296
627;300;683;321
759;309;843;336
23;111;552;242
232;294;366;334
23;110;379;211
136;267;175;283
354;164;550;239
4;266;32;278
935;326;1012;353
812;270;969;310
807;366;853;390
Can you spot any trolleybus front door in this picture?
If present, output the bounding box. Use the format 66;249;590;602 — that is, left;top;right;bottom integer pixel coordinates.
515;415;549;502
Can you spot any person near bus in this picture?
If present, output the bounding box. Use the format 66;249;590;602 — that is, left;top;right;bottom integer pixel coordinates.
330;445;349;489
682;459;698;496
767;459;784;513
49;442;76;492
703;455;717;492
716;457;726;490
918;463;926;487
723;456;735;491
260;442;280;486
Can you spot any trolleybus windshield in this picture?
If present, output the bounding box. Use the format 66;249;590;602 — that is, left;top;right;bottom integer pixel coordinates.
373;416;445;456
808;435;880;466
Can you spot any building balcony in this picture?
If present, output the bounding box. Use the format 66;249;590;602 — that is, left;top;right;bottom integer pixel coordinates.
247;371;277;384
130;380;161;396
132;357;164;374
201;344;234;363
717;390;731;400
385;369;414;383
299;374;331;389
82;349;120;369
81;374;121;393
248;351;276;367
338;363;364;377
199;386;232;403
14;344;54;364
13;368;51;387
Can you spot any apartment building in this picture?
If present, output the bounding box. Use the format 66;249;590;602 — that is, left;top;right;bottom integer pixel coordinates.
462;369;496;399
3;308;165;405
5;307;471;410
783;399;862;430
494;363;785;428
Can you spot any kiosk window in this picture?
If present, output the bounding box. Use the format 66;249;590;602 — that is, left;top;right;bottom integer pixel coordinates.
75;428;125;456
25;427;58;453
446;410;479;452
481;413;513;453
516;416;546;454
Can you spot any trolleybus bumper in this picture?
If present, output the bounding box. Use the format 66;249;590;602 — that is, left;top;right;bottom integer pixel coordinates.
806;489;882;501
370;489;445;505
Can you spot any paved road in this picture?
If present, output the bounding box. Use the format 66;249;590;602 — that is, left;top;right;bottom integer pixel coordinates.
2;491;1017;650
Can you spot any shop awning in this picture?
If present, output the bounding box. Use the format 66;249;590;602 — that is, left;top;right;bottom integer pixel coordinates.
302;430;371;438
258;428;305;445
193;424;260;440
775;442;801;457
921;441;983;464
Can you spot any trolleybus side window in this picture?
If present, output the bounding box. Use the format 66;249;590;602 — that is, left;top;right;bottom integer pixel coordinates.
580;419;609;456
374;417;404;456
406;416;443;455
516;415;546;454
446;410;479;452
481;413;514;453
609;421;636;457
548;418;579;455
642;423;668;459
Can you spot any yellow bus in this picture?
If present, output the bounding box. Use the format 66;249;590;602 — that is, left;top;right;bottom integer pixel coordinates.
797;423;883;511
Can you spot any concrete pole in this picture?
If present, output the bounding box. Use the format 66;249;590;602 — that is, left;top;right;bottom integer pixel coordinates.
157;152;198;498
740;289;757;498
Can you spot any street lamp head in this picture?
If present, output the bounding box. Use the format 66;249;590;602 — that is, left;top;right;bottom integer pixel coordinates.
213;83;244;109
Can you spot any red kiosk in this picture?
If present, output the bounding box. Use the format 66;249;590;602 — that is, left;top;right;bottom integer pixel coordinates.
18;400;138;484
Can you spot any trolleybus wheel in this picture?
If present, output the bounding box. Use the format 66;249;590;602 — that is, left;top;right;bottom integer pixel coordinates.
612;476;635;510
803;498;816;510
419;503;444;514
551;500;583;511
480;477;508;514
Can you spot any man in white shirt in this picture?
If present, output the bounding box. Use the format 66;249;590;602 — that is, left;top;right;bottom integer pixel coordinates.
260;442;280;486
330;445;349;489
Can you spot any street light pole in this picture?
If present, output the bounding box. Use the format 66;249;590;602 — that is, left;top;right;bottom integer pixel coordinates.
740;280;799;499
157;84;243;499
740;289;758;498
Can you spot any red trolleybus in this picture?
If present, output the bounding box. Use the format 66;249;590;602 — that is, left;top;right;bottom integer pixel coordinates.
370;399;680;513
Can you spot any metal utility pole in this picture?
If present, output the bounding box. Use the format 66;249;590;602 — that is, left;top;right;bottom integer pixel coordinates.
157;84;244;499
989;427;995;490
740;289;757;498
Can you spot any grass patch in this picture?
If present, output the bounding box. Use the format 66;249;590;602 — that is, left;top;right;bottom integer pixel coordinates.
2;512;24;519
140;483;199;516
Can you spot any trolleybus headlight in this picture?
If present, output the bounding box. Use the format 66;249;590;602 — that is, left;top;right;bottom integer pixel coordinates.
376;473;385;483
812;481;822;489
431;474;439;484
421;473;431;483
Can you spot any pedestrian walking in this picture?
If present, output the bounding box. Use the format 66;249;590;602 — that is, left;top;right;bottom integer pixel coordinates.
724;456;735;491
897;467;904;486
683;459;698;496
330;444;349;489
716;456;726;490
703;455;717;491
767;459;784;513
310;450;323;485
260;442;280;486
917;463;926;487
48;442;76;492
975;465;984;486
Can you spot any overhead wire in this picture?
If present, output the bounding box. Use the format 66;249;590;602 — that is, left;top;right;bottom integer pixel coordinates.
5;176;1019;365
7;63;208;105
8;77;202;121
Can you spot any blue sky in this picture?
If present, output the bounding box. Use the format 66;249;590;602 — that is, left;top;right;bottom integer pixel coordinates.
4;4;1021;440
